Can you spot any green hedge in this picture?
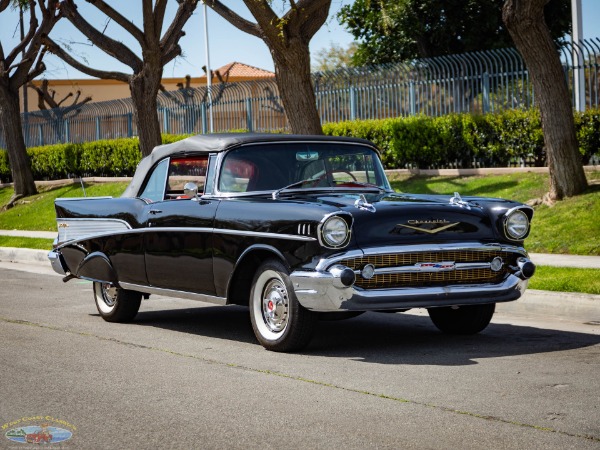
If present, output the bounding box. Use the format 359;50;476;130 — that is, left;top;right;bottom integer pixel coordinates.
324;108;599;169
0;110;598;181
0;134;189;182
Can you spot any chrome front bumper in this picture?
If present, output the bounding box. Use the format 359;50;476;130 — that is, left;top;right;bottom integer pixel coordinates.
291;271;529;312
291;243;533;312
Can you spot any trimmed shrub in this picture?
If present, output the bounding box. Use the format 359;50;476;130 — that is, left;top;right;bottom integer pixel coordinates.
0;111;598;181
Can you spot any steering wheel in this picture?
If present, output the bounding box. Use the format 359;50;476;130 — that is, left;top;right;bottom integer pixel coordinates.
313;170;357;187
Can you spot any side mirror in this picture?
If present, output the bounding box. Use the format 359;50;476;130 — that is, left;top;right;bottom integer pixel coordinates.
183;182;199;198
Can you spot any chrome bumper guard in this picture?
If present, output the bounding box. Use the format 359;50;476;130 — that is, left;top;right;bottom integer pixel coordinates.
48;249;67;276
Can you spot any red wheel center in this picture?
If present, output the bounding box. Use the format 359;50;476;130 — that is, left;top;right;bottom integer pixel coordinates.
268;300;274;311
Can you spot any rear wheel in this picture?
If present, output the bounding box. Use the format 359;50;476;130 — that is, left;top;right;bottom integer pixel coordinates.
93;282;142;323
249;259;317;352
428;303;495;335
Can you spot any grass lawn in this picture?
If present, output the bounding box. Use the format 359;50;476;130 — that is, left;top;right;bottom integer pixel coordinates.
0;236;54;250
0;182;129;231
528;266;600;295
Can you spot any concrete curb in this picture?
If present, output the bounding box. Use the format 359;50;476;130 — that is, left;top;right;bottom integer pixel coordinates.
1;247;597;323
497;289;600;323
0;247;49;265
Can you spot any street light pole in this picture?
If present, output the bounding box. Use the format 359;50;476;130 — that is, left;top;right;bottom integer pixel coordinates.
572;0;585;112
203;2;214;132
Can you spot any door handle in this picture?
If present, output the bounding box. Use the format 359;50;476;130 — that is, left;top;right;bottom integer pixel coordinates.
149;209;163;215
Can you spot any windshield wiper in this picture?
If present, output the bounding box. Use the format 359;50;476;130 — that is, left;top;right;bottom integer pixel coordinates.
272;179;388;199
271;178;315;199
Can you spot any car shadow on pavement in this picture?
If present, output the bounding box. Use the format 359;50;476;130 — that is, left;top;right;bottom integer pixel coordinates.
128;305;600;366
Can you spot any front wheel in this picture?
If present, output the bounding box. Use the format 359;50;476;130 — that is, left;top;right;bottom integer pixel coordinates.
428;303;495;335
93;282;142;323
249;259;317;352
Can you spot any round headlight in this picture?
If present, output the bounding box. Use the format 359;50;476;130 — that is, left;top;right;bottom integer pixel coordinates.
505;210;529;240
321;216;349;248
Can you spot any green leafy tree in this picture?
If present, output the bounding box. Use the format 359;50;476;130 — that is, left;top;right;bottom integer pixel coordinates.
338;0;570;65
312;42;358;71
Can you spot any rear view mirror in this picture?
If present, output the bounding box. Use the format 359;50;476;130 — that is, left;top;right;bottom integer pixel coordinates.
296;150;319;161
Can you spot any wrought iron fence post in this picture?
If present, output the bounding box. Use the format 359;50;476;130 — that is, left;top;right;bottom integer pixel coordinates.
127;113;133;137
350;86;357;120
409;81;416;115
246;98;253;132
64;120;70;142
201;103;207;134
95;117;101;141
162;108;170;134
38;124;44;146
482;72;490;113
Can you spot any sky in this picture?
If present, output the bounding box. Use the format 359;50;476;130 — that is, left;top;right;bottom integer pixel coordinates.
0;0;599;81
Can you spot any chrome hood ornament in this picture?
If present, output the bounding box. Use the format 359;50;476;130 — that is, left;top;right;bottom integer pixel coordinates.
450;192;472;209
354;194;376;213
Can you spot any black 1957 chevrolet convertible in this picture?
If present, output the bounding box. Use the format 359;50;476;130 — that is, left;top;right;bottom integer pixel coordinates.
48;134;535;351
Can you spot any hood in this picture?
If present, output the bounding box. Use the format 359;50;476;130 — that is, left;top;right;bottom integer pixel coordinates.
306;192;503;248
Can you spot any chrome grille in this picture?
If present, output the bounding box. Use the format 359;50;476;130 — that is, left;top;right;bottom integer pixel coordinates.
341;250;515;289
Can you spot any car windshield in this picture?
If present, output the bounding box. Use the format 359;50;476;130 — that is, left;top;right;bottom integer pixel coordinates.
218;142;391;194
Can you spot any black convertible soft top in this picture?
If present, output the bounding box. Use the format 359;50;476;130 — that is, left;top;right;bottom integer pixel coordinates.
121;133;377;198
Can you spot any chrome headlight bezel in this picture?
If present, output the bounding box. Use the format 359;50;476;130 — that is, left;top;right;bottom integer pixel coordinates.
503;208;531;241
318;213;352;249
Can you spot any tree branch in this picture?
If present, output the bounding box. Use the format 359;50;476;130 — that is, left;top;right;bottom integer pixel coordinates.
203;0;262;38
160;0;198;57
243;0;280;42
161;42;182;67
85;0;146;46
6;0;39;67
60;0;143;71
10;0;62;88
0;0;9;12
296;0;331;41
43;36;130;82
153;0;169;44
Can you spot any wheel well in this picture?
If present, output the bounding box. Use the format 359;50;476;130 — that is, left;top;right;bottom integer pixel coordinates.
227;249;287;306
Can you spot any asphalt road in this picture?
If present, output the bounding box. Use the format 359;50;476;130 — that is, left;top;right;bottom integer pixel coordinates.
1;263;599;449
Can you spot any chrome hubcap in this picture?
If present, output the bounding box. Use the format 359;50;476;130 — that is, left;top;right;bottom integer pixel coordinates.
261;279;289;333
101;283;118;307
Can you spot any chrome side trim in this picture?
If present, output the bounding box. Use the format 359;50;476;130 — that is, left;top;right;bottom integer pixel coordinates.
215;228;316;241
56;225;317;249
57;218;132;244
119;282;228;305
56;196;113;201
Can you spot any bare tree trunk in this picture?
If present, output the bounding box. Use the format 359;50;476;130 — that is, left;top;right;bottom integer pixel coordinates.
0;83;37;203
503;0;587;200
272;40;323;135
130;73;162;157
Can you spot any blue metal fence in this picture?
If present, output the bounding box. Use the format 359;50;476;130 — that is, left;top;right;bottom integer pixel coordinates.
4;38;600;148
